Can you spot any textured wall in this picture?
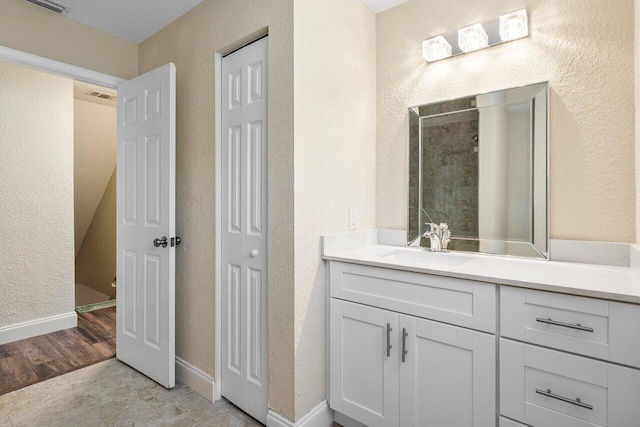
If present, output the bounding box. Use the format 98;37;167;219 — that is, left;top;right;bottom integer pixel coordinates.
75;168;116;299
377;0;636;242
0;61;74;327
73;100;116;255
636;0;640;244
293;0;377;419
0;0;138;79
138;0;295;419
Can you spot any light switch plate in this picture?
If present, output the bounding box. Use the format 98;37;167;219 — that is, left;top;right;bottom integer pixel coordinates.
349;208;357;230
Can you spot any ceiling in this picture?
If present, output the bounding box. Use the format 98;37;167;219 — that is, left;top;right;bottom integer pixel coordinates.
40;0;202;44
361;0;410;13
27;0;404;43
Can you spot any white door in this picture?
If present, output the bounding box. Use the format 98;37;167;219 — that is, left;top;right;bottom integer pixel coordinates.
221;37;268;422
116;63;176;389
330;299;400;427
399;316;495;427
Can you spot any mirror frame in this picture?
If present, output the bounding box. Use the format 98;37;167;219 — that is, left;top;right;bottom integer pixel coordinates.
406;82;549;259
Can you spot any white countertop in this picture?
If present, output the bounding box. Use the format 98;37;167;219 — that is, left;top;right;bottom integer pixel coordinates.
322;244;640;304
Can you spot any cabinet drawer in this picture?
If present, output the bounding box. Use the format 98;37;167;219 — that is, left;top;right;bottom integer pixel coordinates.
501;286;640;368
329;262;496;333
501;339;640;427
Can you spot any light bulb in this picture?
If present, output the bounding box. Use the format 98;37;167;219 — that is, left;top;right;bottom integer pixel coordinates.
500;9;529;42
422;36;452;62
458;23;489;53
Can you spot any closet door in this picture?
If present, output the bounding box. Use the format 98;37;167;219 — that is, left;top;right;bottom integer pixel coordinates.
221;36;268;423
399;316;495;427
330;299;400;427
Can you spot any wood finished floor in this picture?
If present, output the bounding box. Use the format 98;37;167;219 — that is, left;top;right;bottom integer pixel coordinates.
0;307;116;396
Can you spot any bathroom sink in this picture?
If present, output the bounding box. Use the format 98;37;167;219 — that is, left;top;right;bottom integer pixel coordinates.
376;250;473;268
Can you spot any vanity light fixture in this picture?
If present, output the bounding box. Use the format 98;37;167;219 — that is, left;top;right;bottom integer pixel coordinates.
422;36;453;62
422;9;529;63
458;23;489;53
500;9;529;42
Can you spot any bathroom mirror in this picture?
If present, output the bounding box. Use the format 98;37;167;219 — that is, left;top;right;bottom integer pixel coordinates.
408;82;548;259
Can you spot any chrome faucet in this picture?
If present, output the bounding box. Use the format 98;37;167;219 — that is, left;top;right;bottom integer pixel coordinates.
423;223;451;252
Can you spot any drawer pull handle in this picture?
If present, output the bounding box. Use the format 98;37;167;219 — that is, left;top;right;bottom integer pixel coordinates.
402;328;408;363
536;317;594;333
386;323;393;357
536;388;593;410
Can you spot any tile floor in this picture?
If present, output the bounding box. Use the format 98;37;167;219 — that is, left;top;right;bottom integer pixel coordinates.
0;358;261;426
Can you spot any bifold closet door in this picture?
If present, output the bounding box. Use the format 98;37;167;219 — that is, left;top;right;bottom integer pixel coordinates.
221;36;268;424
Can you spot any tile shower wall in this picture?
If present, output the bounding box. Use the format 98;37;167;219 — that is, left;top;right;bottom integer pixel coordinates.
421;115;479;240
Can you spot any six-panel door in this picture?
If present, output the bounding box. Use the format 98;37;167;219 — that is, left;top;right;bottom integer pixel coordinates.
221;36;269;423
116;63;176;389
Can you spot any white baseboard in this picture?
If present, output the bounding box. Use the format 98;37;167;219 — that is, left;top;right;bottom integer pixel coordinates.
266;400;333;427
0;312;77;345
175;357;216;403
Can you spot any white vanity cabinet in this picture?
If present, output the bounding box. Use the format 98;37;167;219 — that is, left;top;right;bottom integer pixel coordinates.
499;287;640;427
326;258;640;427
328;262;496;427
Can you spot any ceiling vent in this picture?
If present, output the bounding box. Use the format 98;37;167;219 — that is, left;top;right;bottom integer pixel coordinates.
86;91;117;101
23;0;67;14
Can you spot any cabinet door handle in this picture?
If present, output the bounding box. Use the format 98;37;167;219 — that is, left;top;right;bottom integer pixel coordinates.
402;328;408;363
386;323;393;357
536;317;594;333
536;388;593;410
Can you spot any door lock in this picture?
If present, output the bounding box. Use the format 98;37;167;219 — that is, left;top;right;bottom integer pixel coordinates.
153;236;168;248
170;237;182;247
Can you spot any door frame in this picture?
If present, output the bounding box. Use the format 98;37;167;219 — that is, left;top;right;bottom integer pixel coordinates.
214;50;223;402
213;31;269;404
0;46;123;89
0;45;123;325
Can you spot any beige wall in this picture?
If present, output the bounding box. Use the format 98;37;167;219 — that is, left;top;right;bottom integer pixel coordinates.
75;168;116;299
74;100;116;255
636;0;640;244
377;0;636;242
138;0;295;419
293;0;377;419
0;61;75;327
0;0;138;79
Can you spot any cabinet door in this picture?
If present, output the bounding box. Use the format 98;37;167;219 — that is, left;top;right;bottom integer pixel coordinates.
399;316;495;427
330;299;399;427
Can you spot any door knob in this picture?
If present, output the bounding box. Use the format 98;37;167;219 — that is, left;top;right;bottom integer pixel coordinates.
250;249;258;258
153;236;168;248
